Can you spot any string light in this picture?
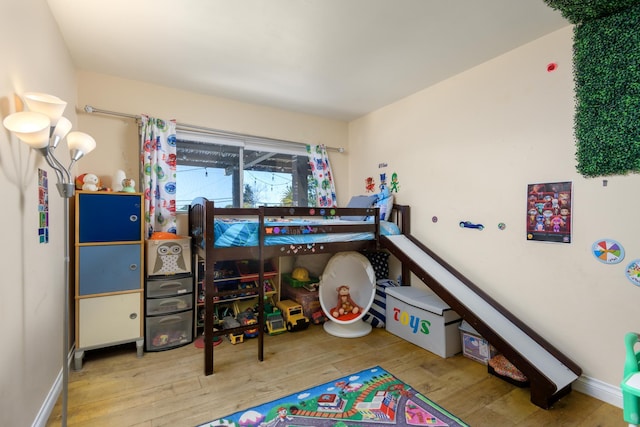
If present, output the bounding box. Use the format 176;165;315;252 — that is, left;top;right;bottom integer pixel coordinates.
245;170;290;188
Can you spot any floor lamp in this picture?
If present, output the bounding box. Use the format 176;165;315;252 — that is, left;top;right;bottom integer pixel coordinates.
3;92;96;427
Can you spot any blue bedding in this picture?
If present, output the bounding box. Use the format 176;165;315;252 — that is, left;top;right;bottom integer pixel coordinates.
213;218;401;248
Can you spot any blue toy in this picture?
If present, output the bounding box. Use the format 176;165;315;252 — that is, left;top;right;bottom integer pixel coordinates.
459;221;484;230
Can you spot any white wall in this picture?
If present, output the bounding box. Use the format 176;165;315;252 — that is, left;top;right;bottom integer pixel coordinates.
0;0;79;425
74;71;350;204
349;26;640;402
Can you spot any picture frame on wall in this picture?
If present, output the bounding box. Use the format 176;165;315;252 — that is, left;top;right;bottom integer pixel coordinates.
526;181;572;243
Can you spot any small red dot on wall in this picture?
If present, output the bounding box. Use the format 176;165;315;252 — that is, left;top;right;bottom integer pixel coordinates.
547;63;558;72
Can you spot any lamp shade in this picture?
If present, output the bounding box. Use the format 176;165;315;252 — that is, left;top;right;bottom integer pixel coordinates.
2;112;51;149
24;92;67;126
67;131;96;160
51;117;73;149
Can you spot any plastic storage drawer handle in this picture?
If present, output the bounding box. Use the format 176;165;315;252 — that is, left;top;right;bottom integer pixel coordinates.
159;316;182;324
159;282;184;291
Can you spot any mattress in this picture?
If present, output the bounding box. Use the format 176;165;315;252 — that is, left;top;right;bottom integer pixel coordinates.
213;218;401;248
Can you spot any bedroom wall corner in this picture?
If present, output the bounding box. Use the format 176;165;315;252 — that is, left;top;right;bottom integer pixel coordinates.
0;0;80;426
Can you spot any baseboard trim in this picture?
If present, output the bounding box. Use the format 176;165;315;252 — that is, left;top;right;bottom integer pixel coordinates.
573;374;622;408
31;369;62;427
31;347;74;427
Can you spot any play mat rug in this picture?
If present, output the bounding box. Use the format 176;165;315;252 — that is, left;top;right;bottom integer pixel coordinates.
196;366;468;427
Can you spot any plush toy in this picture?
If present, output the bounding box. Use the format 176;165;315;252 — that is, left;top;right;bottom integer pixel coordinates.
331;285;361;318
122;178;136;193
81;173;100;191
376;185;394;221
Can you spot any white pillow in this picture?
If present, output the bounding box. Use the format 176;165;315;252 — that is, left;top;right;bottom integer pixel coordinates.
343;194;378;221
375;190;394;221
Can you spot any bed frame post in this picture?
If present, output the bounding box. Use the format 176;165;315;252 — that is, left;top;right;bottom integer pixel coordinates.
204;199;216;375
257;206;265;362
392;204;411;285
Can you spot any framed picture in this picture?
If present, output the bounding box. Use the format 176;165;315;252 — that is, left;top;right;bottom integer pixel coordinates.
526;181;572;243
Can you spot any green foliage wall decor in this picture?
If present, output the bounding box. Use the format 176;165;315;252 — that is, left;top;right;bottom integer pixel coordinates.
544;1;640;177
544;0;640;23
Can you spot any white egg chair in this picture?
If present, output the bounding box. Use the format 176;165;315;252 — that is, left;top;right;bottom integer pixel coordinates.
319;251;377;338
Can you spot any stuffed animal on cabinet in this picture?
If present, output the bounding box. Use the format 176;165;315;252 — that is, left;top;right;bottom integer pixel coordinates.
81;173;100;191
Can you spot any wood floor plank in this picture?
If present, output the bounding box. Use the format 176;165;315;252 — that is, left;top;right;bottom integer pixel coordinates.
46;325;625;427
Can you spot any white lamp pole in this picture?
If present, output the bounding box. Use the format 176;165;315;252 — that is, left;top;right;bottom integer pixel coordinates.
3;93;96;427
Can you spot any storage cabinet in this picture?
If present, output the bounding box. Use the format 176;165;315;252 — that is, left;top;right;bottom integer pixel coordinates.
73;192;144;370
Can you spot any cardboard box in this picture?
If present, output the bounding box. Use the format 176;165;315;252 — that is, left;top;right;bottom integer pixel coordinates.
459;320;498;364
146;237;191;276
281;280;321;319
385;286;462;358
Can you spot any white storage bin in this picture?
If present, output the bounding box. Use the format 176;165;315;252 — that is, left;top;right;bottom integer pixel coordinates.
459;320;498;364
385;286;462;358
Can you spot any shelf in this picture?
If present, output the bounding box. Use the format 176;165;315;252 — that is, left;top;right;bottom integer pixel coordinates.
197;278;276;305
195;256;280;340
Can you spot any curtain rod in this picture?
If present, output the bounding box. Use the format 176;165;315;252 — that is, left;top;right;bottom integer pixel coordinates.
83;105;345;153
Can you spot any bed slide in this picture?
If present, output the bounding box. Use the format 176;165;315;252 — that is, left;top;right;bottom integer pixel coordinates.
381;234;582;409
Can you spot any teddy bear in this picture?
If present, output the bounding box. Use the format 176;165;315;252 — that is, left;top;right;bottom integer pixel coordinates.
81;173;100;191
331;285;361;318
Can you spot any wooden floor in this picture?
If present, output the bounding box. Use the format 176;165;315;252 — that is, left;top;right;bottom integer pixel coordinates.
47;325;624;427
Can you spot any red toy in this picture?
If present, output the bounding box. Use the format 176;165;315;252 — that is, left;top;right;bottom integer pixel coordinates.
331;285;361;319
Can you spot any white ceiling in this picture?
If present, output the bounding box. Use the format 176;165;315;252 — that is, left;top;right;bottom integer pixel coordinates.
46;0;569;121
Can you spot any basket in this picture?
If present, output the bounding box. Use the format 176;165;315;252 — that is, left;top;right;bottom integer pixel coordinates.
282;272;319;288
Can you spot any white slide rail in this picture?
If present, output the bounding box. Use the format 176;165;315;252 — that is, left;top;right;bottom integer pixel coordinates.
385;235;579;397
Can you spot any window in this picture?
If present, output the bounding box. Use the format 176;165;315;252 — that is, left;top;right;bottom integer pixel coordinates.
175;131;314;211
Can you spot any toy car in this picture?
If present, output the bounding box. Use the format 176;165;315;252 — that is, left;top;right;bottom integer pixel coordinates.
222;316;244;344
276;299;310;332
265;309;287;335
236;310;259;338
459;221;484;230
311;309;328;324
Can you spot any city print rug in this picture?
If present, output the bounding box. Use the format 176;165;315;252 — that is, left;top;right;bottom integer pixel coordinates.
196;366;468;427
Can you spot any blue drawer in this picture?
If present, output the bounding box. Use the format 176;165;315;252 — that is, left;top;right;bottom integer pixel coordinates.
78;245;142;295
78;193;142;243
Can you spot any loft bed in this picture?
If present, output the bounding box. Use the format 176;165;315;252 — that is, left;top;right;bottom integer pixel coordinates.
188;197;410;375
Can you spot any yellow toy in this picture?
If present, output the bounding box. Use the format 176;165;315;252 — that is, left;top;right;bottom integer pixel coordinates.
292;267;310;282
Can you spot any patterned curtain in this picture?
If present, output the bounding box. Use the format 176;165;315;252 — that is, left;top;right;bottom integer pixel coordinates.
140;115;177;238
306;144;337;207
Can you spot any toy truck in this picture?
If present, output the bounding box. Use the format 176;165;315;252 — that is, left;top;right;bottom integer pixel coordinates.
276;299;310;332
222;316;244;344
265;309;287;335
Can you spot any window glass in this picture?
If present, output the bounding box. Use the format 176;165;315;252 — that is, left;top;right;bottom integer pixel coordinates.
176;136;313;210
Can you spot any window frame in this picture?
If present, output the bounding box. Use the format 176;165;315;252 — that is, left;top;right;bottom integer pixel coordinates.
175;130;312;210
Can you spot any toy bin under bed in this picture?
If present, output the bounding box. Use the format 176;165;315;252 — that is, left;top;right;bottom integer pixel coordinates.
319;251;377;338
